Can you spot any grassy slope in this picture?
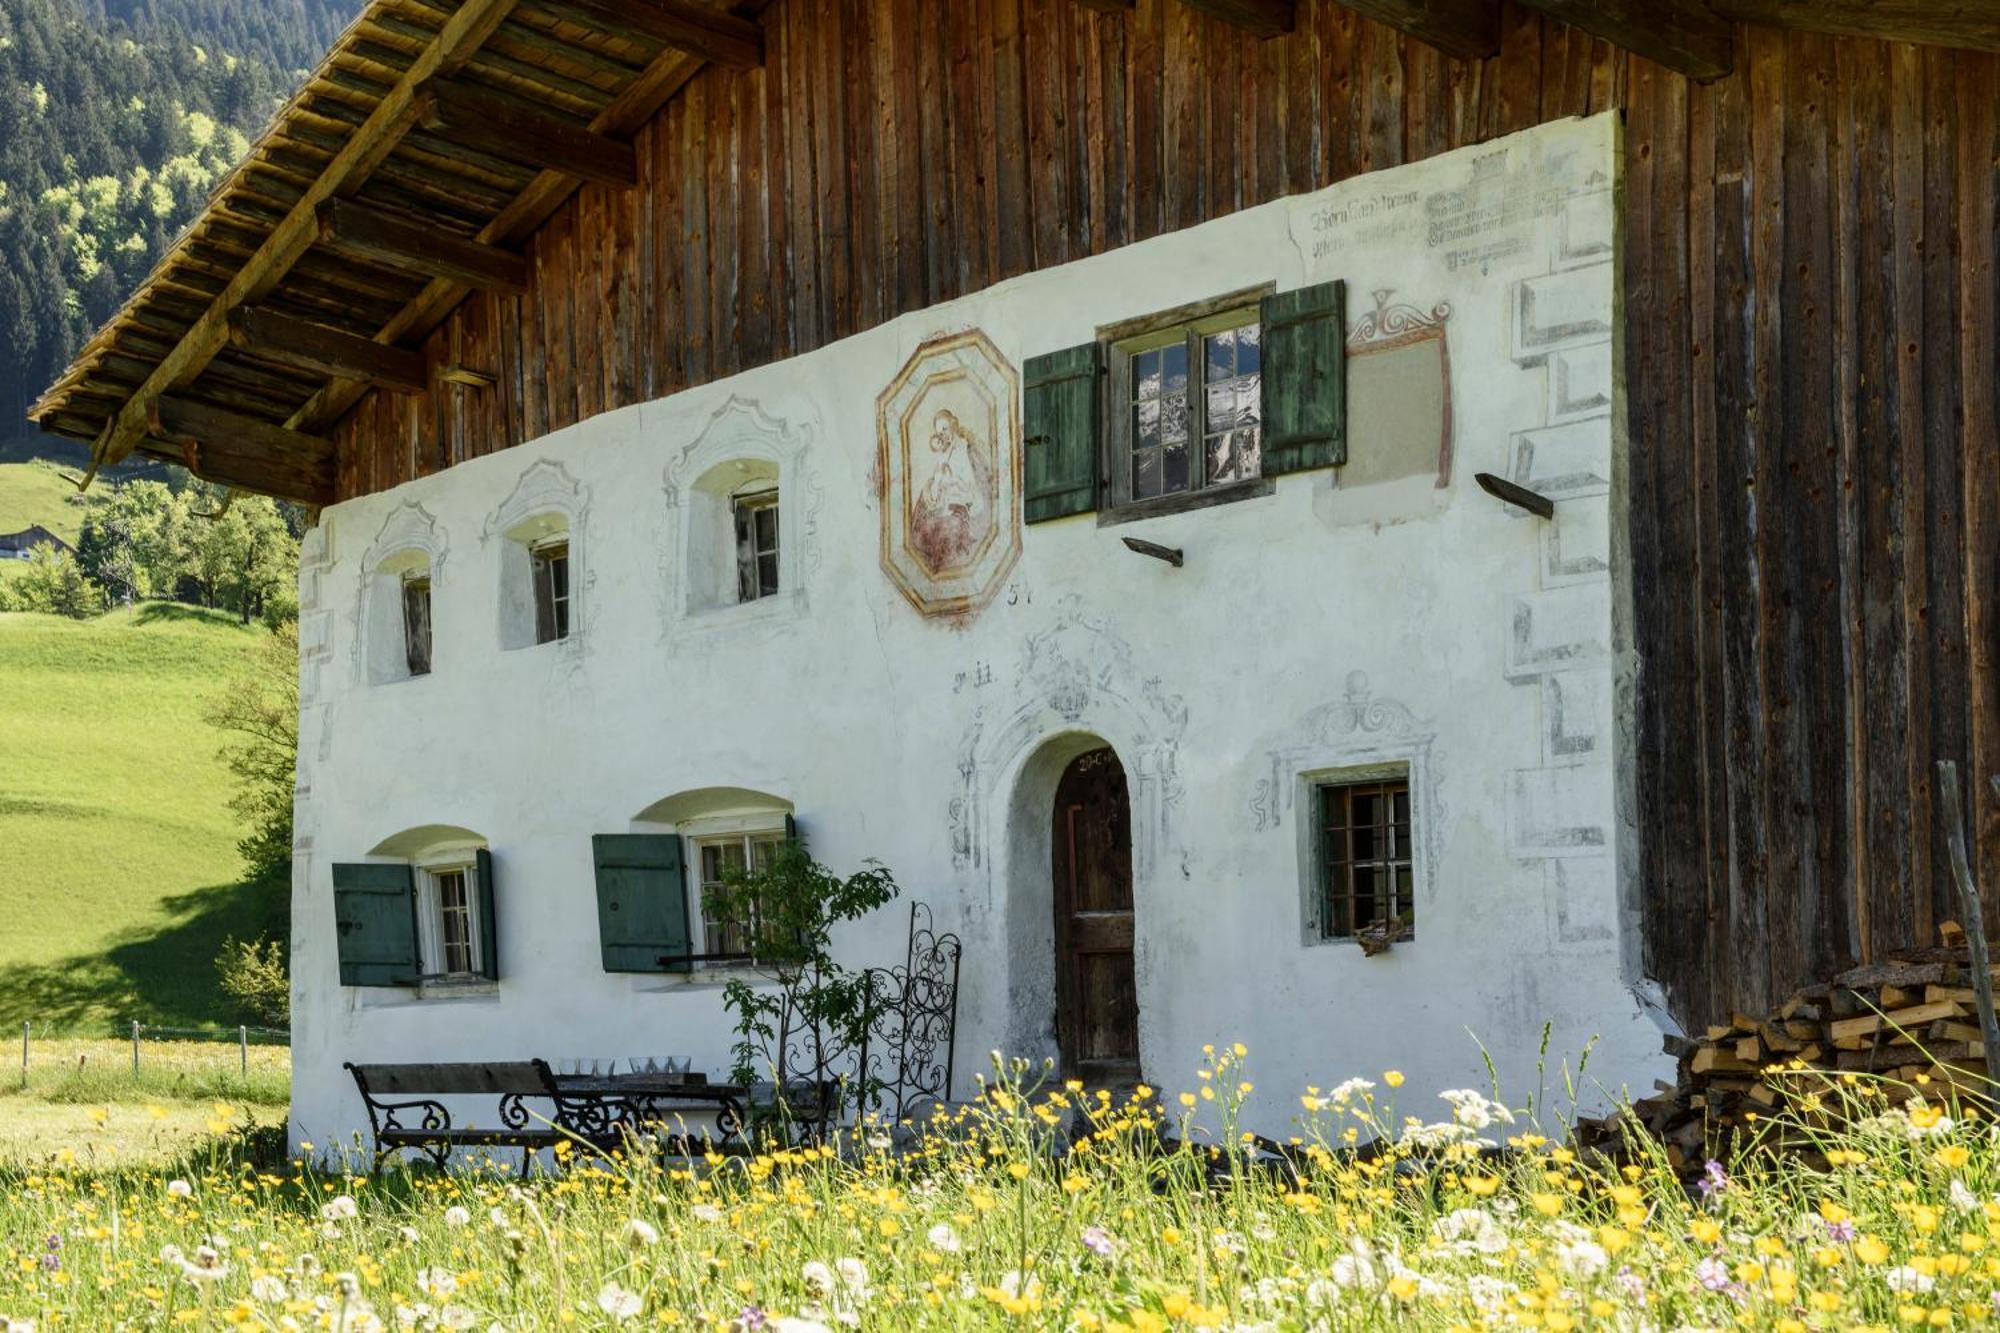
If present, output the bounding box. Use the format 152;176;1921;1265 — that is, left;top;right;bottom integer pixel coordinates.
0;605;283;1032
0;460;87;546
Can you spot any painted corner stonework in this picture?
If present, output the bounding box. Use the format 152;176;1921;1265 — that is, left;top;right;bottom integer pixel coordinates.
876;330;1022;619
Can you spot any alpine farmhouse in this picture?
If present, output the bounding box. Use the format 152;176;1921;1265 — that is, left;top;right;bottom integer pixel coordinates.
32;0;2000;1150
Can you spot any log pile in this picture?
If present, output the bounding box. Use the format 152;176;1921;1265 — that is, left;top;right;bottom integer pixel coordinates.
1581;938;2000;1168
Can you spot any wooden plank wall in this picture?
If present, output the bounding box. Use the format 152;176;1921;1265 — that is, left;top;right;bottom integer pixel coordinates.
331;0;2000;1031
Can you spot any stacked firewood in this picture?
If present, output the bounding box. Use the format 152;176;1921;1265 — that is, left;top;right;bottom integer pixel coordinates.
1579;936;2000;1168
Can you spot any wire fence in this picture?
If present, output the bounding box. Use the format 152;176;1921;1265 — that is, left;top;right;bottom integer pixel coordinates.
13;1022;290;1089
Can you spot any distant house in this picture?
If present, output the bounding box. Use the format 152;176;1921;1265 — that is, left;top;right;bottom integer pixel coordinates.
0;526;69;561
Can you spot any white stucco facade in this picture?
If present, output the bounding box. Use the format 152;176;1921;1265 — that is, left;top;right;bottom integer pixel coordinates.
290;111;1673;1153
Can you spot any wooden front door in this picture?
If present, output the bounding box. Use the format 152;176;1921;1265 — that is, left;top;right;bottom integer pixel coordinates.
1053;747;1139;1081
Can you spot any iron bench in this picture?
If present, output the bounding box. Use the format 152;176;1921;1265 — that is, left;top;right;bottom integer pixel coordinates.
346;1060;569;1173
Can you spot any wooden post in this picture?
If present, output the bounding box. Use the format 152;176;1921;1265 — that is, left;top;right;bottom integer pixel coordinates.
240;1026;248;1075
1937;761;2000;1084
19;1022;26;1088
131;1021;140;1075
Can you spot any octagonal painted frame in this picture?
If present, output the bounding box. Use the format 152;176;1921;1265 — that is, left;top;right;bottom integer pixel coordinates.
875;330;1023;620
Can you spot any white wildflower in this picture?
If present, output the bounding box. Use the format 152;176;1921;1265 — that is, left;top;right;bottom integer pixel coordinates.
1952;1179;1981;1212
442;1206;471;1228
1439;1089;1516;1131
250;1275;288;1303
1553;1237;1608;1279
926;1223;961;1253
596;1281;641;1322
691;1203;724;1224
801;1261;836;1298
178;1245;229;1283
1327;1078;1375;1105
1886;1265;1937;1293
416;1268;458;1300
621;1218;661;1248
321;1195;359;1221
165;1180;193;1199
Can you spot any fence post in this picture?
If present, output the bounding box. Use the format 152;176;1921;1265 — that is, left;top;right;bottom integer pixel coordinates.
239;1025;248;1075
18;1022;25;1088
131;1021;140;1075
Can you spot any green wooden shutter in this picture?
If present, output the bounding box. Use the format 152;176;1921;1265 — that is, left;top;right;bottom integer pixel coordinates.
784;811;799;847
475;847;499;981
1023;342;1101;523
331;862;421;987
591;834;692;973
1260;279;1347;475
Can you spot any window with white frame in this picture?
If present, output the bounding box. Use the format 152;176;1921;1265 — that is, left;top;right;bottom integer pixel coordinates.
693;830;784;961
732;486;779;603
530;537;571;643
415;852;487;981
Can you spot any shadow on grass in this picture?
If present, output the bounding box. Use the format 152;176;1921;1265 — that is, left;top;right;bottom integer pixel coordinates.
131;601;250;629
0;873;286;1033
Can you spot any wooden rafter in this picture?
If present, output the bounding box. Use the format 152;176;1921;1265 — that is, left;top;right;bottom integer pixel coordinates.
1332;0;1499;59
228;305;430;393
146;396;336;504
316;198;532;292
535;0;765;68
1516;0;1732;79
1180;0;1295;37
417;77;639;188
89;0;525;471
1708;0;2000;52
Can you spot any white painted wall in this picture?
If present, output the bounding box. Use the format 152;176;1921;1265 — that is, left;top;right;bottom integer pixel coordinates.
290;113;1673;1155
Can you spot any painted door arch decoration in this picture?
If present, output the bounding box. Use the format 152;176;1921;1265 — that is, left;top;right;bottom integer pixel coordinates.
949;596;1188;889
875;330;1022;620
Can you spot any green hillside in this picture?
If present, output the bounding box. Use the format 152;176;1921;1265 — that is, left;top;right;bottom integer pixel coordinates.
0;604;281;1031
0;459;84;543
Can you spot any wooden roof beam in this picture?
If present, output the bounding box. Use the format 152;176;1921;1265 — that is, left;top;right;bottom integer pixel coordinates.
146;396;338;505
317;198;531;293
228;305;431;394
417;77;639;189
89;0;524;471
540;0;764;68
1516;0;1732;79
1179;0;1294;36
1333;0;1498;59
1707;0;2000;52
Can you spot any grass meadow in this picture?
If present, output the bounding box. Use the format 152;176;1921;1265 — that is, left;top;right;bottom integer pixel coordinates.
0;604;285;1031
0;1049;1992;1330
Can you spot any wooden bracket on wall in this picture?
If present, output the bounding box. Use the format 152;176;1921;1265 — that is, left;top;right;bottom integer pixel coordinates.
1122;536;1186;567
1475;471;1556;519
418;78;640;189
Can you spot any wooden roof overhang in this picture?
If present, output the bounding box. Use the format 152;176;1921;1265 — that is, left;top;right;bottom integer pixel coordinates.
29;0;767;506
32;0;2000;507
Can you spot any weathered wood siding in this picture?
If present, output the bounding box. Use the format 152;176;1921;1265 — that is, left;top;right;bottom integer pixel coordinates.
331;0;2000;1031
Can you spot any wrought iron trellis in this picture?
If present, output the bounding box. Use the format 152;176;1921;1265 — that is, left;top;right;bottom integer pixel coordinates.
741;901;963;1138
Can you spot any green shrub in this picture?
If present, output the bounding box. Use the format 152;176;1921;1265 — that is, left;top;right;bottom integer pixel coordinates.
216;935;288;1026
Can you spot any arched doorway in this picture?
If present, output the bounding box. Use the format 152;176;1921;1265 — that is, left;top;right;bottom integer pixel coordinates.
1051;746;1139;1083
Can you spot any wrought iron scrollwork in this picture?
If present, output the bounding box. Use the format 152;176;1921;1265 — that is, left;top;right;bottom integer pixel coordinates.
857;902;963;1124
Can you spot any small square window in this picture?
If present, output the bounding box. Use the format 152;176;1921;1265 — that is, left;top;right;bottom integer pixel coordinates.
733;490;780;603
401;574;432;677
530;539;570;644
1110;303;1263;511
1315;777;1414;942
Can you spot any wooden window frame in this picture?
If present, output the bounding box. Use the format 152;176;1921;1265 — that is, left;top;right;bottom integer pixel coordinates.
1098;284;1276;521
1311;774;1416;943
731;486;780;604
400;571;432;677
414;852;485;983
529;537;570;644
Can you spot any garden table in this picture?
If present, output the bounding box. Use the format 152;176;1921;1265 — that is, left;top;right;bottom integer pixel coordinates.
544;1071;754;1156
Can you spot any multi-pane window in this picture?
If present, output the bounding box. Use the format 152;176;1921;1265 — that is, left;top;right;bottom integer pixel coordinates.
733;490;779;602
1117;308;1262;506
401;574;432;677
1317;778;1415;941
418;861;483;979
530;539;570;644
695;833;783;960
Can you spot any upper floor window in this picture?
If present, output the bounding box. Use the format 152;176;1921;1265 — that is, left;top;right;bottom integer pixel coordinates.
1022;280;1346;526
732;487;779;603
1117;308;1262;505
530;538;571;643
401;572;433;677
